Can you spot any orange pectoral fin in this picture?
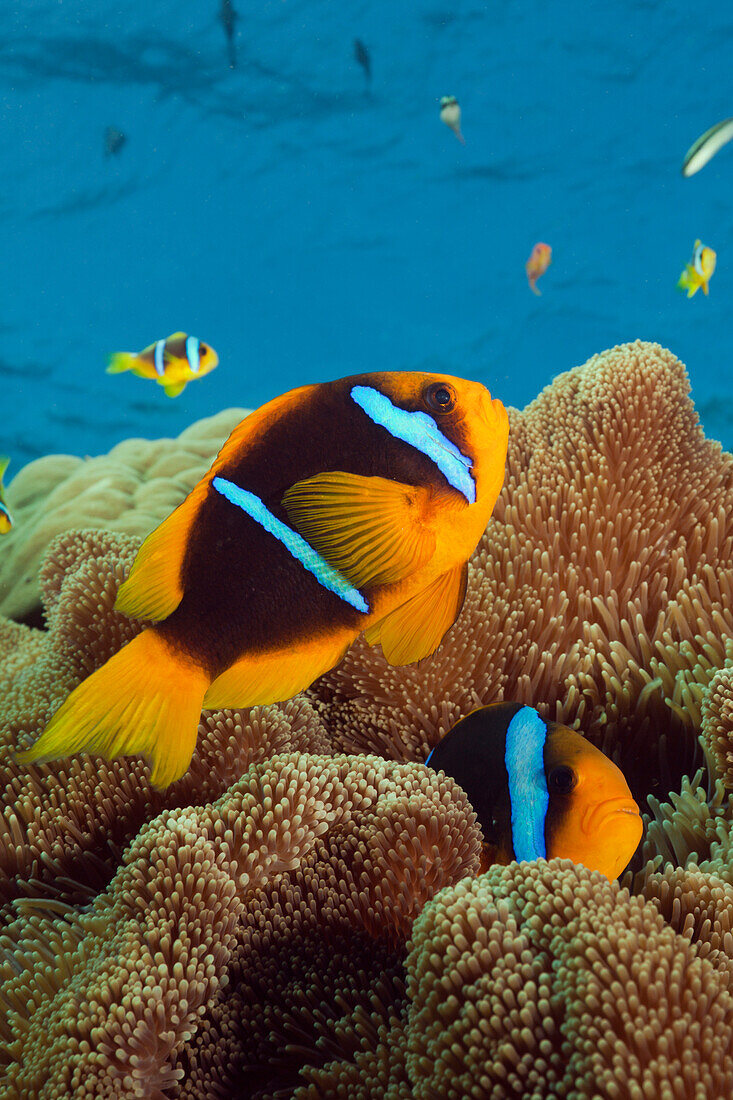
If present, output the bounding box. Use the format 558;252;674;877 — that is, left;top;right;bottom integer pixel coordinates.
364;561;468;665
115;476;211;621
281;472;436;589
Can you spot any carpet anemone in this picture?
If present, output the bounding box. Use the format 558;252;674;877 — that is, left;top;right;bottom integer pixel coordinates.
3;341;733;1096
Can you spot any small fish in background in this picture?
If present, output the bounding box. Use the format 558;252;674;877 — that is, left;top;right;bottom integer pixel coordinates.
526;242;552;296
0;457;12;534
219;0;238;69
425;702;642;880
682;116;733;177
439;95;465;144
353;38;371;86
17;371;509;789
106;332;219;397
104;126;126;157
677;239;716;297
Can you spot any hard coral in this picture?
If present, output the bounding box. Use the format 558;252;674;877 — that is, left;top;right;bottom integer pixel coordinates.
309;341;733;805
0;407;246;623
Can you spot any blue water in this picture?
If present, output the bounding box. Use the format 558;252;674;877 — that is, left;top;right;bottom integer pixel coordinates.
3;0;733;468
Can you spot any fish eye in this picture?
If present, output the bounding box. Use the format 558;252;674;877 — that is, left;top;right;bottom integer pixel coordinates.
200;344;207;354
548;765;577;794
424;383;456;413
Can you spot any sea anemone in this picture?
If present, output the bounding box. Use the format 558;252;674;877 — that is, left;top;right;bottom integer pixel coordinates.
3;341;733;1095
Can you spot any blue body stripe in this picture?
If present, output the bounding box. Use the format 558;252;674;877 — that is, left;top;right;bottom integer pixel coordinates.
212;477;369;613
0;501;10;523
350;385;476;504
505;706;549;861
153;339;166;376
186;335;201;373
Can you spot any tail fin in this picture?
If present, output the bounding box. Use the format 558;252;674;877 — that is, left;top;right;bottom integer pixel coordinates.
677;269;695;297
16;630;210;788
106;352;137;374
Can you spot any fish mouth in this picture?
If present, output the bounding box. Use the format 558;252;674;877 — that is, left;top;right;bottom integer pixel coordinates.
583;797;641;835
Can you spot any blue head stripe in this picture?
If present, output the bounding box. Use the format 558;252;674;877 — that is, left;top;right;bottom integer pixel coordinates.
505;706;549;861
350;385;476;504
212;477;369;613
186;335;201;373
154;339;166;376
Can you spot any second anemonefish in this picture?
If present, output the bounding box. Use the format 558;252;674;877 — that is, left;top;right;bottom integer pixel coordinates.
526;242;552;296
17;371;509;789
106;332;219;398
440;95;465;144
0;457;12;534
426;702;643;880
677;239;716;298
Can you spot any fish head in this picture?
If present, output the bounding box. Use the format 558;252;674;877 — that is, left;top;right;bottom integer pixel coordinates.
700;246;717;280
543;724;642;880
198;340;219;375
692;239;716;279
351;371;508;510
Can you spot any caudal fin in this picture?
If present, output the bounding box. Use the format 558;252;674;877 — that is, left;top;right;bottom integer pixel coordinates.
16;629;210;788
106;352;137;374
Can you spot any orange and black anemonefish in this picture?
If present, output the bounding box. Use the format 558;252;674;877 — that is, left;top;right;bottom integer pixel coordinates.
17;371;509;789
426;702;643;880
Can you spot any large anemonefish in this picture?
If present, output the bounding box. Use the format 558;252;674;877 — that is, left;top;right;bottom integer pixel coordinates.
426;702;643;880
17;372;509;788
106;332;219;398
0;456;12;534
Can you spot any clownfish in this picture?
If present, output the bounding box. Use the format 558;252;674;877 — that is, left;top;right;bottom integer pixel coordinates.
106;332;218;398
526;242;552;296
426;702;643;880
677;239;716;298
0;457;12;534
17;371;509;789
440;95;465;145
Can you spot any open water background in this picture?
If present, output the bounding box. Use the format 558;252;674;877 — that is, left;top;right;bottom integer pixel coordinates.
3;0;733;467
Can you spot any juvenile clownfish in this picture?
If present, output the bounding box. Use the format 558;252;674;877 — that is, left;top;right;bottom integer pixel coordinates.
0;457;12;534
106;332;218;398
425;702;643;880
526;242;552;296
677;239;716;298
440;95;465;145
17;371;509;789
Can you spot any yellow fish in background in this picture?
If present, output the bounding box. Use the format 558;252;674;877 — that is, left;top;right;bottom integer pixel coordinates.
17;371;509;790
0;457;12;533
677;239;716;297
106;332;219;397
